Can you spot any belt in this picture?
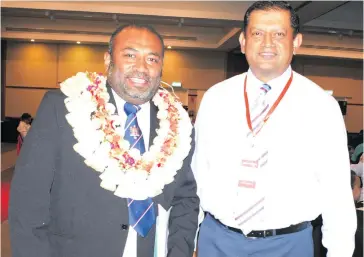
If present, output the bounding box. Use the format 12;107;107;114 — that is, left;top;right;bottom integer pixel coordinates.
209;213;309;238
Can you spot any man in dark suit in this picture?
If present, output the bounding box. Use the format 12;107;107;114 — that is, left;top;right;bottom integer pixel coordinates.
9;24;199;257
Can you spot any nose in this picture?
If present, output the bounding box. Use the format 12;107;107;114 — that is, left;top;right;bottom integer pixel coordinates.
263;33;274;47
135;57;148;73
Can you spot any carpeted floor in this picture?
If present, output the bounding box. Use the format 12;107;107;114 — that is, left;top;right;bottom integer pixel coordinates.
1;221;11;257
1;167;13;222
1;144;16;257
1;181;10;222
1;167;14;257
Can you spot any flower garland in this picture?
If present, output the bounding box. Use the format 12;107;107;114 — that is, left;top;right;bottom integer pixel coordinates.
60;72;193;200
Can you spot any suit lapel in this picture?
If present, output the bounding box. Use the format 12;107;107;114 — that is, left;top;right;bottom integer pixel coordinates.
106;84;118;114
149;101;158;148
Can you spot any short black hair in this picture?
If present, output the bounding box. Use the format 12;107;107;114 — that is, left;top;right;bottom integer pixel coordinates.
242;1;300;37
108;23;165;58
20;113;31;121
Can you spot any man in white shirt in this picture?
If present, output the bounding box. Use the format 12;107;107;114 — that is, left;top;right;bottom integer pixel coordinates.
192;1;356;257
10;24;199;257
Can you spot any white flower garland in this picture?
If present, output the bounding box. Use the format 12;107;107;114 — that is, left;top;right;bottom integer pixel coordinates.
60;72;193;200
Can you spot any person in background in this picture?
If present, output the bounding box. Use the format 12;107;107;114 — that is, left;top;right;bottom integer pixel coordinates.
192;1;356;257
16;113;32;155
351;170;363;257
351;143;363;203
17;113;32;138
351;130;363;149
348;145;355;160
351;143;363;164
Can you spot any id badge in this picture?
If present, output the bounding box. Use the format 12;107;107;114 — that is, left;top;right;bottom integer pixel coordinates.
241;147;268;169
237;143;268;191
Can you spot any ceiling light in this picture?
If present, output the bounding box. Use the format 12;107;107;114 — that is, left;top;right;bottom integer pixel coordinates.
167;46;172;49
77;41;81;44
30;39;35;42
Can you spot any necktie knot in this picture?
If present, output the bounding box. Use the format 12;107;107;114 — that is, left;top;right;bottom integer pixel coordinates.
124;103;141;115
260;84;271;95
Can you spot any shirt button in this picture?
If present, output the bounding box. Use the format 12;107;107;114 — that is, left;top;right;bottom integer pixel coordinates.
121;224;128;230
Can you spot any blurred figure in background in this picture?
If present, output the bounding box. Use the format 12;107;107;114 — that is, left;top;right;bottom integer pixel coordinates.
17;113;32;138
351;143;363;203
16;113;32;155
351;170;363;257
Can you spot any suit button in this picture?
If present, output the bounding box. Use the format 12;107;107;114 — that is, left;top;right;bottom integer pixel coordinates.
121;224;128;230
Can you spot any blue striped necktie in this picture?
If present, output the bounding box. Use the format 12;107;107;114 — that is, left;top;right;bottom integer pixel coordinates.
124;102;156;237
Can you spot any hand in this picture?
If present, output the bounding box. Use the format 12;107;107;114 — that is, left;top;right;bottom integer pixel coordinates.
192;251;197;257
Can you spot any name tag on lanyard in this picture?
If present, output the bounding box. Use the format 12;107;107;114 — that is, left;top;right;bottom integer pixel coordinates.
238;143;268;190
241;148;268;169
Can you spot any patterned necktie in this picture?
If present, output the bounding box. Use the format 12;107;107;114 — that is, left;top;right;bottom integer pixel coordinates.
124;102;156;237
235;84;272;233
250;84;271;134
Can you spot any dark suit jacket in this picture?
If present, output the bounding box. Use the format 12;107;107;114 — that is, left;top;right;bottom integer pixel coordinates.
9;88;199;257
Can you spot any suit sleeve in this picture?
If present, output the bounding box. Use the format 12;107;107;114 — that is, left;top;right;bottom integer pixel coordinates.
9;91;59;257
167;130;200;257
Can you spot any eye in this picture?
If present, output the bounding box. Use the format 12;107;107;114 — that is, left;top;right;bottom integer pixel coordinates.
147;57;160;64
252;31;263;36
275;32;285;37
124;53;136;58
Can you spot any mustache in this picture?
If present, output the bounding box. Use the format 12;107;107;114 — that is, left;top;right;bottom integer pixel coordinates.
125;71;151;82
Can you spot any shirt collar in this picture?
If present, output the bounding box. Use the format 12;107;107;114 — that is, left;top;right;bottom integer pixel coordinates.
247;66;292;92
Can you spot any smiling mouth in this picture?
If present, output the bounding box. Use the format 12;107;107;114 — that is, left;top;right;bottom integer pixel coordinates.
259;52;277;57
128;77;149;86
259;52;277;60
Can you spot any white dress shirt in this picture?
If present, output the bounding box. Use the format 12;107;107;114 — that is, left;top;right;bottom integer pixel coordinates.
111;89;150;257
192;66;357;257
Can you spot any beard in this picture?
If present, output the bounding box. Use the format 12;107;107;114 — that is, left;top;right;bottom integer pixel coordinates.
107;61;161;104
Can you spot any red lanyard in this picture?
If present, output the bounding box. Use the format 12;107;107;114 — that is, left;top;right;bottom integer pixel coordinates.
244;72;293;136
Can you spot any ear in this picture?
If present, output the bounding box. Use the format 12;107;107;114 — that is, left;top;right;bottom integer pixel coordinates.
104;52;111;71
293;33;303;54
239;32;246;54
